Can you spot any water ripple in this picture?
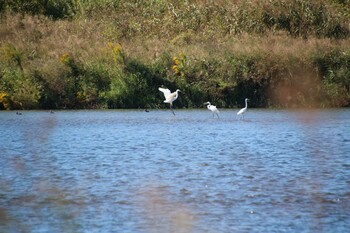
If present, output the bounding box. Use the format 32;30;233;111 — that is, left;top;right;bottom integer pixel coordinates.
0;109;349;232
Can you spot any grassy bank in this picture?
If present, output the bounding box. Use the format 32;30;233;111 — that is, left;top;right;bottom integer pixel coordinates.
0;0;350;109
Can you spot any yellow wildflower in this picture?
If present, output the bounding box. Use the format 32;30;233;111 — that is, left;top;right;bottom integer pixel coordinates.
179;52;185;60
0;92;10;110
173;56;180;65
107;42;114;49
107;42;124;64
113;43;122;54
59;53;70;64
172;65;179;73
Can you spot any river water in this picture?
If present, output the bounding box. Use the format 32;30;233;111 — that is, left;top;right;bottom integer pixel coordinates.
1;109;349;233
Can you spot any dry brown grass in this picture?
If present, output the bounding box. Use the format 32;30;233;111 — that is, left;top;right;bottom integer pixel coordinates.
120;31;350;66
0;13;108;67
1;10;349;66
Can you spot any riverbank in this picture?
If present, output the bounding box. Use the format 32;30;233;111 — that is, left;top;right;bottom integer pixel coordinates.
1;0;349;109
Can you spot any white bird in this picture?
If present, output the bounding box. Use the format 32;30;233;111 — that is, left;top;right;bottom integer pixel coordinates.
159;87;181;115
237;98;249;119
204;101;220;118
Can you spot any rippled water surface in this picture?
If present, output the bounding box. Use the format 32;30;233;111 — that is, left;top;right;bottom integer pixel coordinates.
1;109;350;232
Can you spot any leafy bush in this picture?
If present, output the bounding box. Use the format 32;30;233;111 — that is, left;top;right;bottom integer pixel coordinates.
314;49;350;106
0;68;41;109
2;0;75;19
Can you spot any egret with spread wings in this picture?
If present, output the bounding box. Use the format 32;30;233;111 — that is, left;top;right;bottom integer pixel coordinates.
159;87;181;115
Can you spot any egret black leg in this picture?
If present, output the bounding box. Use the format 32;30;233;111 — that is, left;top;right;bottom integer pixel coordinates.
170;105;175;115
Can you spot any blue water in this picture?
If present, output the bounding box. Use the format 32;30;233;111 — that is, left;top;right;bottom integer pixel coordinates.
1;109;350;232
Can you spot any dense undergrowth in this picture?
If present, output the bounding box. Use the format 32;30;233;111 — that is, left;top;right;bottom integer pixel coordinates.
0;0;350;109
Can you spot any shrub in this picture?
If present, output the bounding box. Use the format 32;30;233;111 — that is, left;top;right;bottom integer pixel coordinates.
2;0;75;19
0;68;41;109
314;49;350;106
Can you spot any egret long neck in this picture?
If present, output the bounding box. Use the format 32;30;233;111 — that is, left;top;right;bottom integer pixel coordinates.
174;91;178;99
245;99;248;108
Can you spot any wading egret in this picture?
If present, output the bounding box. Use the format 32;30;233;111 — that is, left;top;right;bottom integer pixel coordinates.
204;101;220;118
237;98;249;119
159;87;181;115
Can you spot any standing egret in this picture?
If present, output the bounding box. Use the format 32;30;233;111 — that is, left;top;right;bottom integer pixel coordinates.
159;87;181;115
237;98;249;119
204;101;220;118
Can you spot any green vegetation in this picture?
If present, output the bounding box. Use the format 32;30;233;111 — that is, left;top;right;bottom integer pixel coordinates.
0;0;350;109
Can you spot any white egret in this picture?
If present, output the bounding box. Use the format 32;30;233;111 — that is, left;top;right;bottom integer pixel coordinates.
237;98;249;119
204;101;220;118
159;87;181;115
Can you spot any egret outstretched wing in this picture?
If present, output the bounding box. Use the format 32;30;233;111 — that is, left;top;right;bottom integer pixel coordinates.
159;87;181;115
158;88;171;98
